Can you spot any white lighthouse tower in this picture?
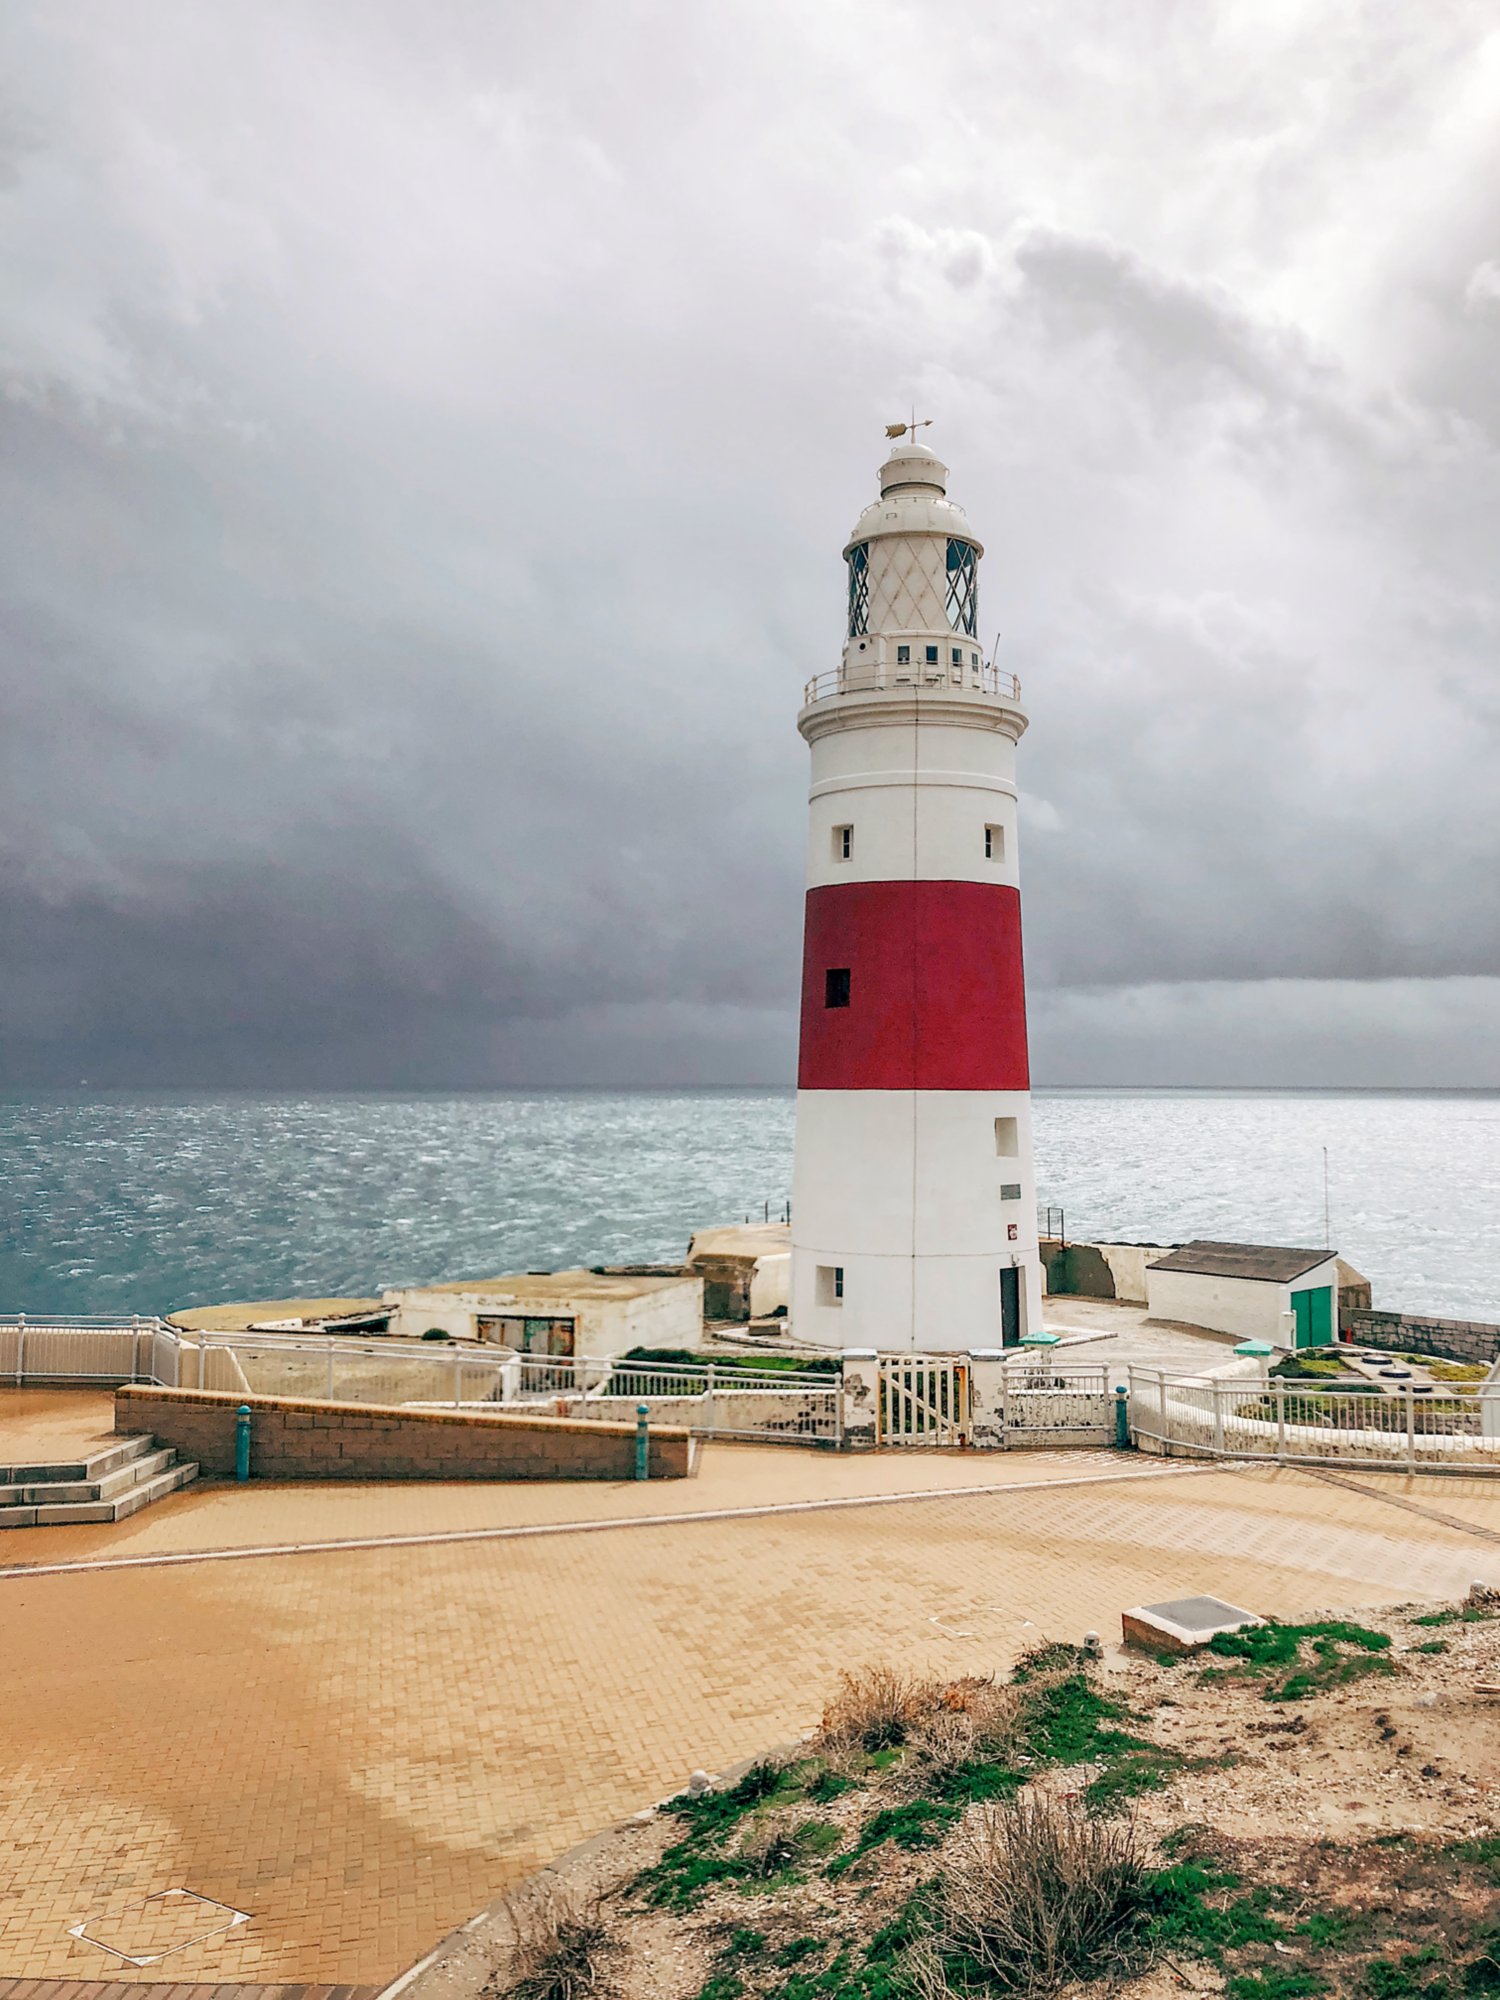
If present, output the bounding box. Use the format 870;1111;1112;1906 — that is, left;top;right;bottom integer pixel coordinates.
789;432;1043;1352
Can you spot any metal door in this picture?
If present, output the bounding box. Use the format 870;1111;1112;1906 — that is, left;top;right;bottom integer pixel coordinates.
1000;1266;1021;1347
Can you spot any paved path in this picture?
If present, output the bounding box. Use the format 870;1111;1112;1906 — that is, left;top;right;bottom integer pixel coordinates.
4;1446;1500;1989
0;1390;119;1467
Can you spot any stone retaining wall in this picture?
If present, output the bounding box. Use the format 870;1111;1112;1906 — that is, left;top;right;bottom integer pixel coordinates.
115;1386;690;1481
1341;1308;1500;1367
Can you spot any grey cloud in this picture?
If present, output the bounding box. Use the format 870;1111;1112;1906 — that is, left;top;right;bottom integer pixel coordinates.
1;0;1497;1085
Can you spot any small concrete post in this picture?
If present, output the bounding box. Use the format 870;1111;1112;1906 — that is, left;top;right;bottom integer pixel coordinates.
1114;1382;1130;1449
13;1313;24;1387
839;1349;880;1449
326;1340;336;1400
235;1403;252;1482
1277;1380;1286;1459
705;1362;717;1438
635;1403;651;1481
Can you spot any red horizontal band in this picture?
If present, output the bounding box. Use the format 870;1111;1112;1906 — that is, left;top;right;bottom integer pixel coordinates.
797;880;1030;1091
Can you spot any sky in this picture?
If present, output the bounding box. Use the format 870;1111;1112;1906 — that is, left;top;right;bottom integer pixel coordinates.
1;0;1498;1089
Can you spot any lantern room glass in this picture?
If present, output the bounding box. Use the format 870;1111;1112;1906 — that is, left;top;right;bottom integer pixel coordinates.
945;539;978;636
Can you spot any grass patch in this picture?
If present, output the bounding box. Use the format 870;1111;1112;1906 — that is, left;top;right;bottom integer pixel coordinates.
619;1346;843;1377
827;1801;960;1877
1413;1606;1493;1628
1227;1972;1327;2000
1206;1620;1396;1701
1411;1639;1449;1655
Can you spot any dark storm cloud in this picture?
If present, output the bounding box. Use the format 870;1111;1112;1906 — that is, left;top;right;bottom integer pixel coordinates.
2;0;1498;1085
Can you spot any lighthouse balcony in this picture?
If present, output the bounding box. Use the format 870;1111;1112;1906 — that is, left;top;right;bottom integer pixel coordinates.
801;661;1022;707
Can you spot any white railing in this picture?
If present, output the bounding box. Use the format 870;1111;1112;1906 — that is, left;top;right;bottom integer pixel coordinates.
1;1317;170;1385
1128;1365;1500;1474
0;1316;847;1444
1001;1360;1111;1435
802;661;1021;705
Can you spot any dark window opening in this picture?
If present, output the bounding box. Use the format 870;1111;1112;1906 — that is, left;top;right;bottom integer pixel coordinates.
925;644;939;664
825;967;851;1008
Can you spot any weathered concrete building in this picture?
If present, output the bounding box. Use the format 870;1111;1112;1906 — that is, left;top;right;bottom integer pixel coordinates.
383;1270;703;1359
685;1223;791;1322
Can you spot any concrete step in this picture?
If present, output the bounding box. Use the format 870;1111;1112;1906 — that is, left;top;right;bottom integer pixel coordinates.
0;1448;178;1508
0;1432;157;1488
0;1450;199;1528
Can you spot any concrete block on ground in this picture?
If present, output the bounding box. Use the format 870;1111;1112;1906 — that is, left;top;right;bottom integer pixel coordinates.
1122;1594;1263;1655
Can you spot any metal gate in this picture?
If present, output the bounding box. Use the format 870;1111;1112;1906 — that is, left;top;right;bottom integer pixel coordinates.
878;1355;971;1446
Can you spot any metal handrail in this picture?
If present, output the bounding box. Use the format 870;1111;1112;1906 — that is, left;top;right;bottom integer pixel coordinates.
802;661;1021;705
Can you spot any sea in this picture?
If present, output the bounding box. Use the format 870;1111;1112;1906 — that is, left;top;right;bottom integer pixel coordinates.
0;1088;1496;1323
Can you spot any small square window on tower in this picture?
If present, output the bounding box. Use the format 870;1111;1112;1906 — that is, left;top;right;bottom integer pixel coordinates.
817;1264;844;1306
925;644;939;664
994;1116;1018;1157
896;644;911;665
824;967;851;1008
952;647;962;666
832;824;853;861
985;823;1005;862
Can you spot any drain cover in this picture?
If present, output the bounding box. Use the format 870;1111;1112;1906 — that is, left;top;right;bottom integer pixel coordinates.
67;1887;252;1965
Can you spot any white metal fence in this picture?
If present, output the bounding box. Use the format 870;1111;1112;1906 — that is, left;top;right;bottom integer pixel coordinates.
1128;1365;1500;1474
1000;1362;1112;1440
0;1317;844;1444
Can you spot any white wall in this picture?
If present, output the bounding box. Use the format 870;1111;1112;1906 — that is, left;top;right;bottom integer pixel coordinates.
1094;1244;1155;1305
804;717;1018;890
1145;1259;1338;1342
749;1252;790;1317
791;1088;1041;1352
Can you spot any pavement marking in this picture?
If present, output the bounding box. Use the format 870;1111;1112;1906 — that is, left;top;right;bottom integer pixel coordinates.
0;1458;1223;1580
1304;1465;1500;1549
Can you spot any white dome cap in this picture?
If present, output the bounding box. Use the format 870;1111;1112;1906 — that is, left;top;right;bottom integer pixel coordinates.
878;442;949;496
844;437;981;557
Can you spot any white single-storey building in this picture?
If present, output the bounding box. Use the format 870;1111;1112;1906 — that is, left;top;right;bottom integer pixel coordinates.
383;1269;703;1359
1145;1241;1340;1347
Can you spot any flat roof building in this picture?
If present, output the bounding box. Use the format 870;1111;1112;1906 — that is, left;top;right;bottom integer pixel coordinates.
1146;1241;1339;1348
382;1269;703;1359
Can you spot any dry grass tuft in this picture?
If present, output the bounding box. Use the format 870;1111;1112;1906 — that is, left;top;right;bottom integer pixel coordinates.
913;1791;1148;1997
817;1665;922;1751
901;1676;1021;1785
817;1667;1022;1766
488;1883;620;2000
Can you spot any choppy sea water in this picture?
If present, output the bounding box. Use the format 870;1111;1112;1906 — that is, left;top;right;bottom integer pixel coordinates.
0;1089;1496;1322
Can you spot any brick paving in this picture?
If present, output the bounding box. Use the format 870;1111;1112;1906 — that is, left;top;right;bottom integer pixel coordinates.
0;1391;120;1468
4;1446;1500;1988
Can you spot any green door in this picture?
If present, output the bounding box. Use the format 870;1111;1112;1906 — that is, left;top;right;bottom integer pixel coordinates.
1293;1286;1333;1347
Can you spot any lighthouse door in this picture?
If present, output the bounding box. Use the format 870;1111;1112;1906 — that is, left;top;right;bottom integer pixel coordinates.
999;1267;1022;1347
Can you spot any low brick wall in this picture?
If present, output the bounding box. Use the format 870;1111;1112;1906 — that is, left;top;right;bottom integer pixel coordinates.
115;1386;691;1482
1341;1308;1500;1368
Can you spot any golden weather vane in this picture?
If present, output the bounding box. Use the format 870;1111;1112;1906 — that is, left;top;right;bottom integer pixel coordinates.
885;411;933;441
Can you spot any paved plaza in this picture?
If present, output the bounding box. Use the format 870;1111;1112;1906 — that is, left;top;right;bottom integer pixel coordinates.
3;1399;1500;1989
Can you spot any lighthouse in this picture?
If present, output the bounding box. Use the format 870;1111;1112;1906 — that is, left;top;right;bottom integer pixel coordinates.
788;432;1043;1352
